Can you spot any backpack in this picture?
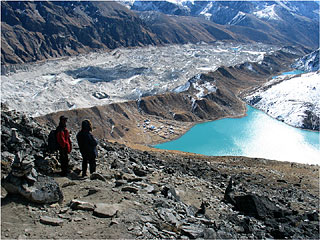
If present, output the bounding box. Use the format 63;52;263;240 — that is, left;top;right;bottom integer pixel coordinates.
47;129;59;153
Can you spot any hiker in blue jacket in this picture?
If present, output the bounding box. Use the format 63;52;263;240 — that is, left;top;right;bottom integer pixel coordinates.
76;119;98;177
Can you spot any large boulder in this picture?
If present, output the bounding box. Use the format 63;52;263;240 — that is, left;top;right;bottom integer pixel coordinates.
3;174;63;204
233;194;285;220
2;151;63;204
224;177;286;219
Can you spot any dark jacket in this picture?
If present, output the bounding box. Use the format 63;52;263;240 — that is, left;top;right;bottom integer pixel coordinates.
76;130;98;158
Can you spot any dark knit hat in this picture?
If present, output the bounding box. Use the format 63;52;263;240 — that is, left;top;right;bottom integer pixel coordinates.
59;116;68;121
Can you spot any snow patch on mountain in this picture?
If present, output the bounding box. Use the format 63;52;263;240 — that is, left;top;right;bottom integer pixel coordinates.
292;49;320;73
275;1;292;12
173;81;190;93
244;62;256;72
245;71;320;130
194;81;217;99
199;1;213;20
253;4;281;21
228;11;247;25
190;73;217;99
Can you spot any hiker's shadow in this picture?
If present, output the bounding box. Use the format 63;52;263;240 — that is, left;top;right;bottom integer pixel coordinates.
53;170;84;181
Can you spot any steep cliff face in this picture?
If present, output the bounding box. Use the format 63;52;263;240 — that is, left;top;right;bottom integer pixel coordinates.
1;1;159;65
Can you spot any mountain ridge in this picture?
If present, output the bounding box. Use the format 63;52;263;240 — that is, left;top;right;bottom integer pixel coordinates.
127;0;319;48
1;1;160;65
1;1;318;65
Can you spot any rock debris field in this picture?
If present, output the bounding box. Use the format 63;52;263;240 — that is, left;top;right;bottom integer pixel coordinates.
1;42;278;117
1;104;319;239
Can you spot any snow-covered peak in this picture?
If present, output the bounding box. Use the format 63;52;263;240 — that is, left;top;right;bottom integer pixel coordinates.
228;11;247;25
123;1;318;23
253;4;281;21
199;1;213;20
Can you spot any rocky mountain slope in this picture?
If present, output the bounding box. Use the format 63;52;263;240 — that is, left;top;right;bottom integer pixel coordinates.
292;49;320;72
1;103;319;239
1;1;317;65
136;10;291;47
0;1;241;66
136;11;235;44
127;0;319;49
1;1;159;65
35;48;303;145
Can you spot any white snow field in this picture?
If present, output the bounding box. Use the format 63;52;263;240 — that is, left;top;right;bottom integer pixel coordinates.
245;71;320;129
1;42;276;117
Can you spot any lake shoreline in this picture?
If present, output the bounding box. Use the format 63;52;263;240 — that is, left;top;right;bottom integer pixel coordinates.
154;103;320;165
243;70;320;132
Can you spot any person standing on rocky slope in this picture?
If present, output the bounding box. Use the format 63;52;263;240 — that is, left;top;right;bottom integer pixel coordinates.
56;116;72;176
76;119;98;177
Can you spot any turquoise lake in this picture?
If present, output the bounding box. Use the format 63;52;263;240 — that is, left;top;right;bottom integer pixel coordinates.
272;70;304;78
154;105;320;165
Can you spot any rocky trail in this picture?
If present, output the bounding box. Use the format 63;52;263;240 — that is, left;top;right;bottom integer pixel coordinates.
1;104;319;239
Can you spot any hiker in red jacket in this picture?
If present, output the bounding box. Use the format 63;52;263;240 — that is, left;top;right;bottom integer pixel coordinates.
56;116;72;176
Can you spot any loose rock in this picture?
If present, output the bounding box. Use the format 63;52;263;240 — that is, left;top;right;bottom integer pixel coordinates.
93;203;120;218
70;199;95;211
40;216;64;226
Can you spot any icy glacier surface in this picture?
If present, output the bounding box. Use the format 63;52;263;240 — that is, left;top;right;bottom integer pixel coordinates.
1;42;276;117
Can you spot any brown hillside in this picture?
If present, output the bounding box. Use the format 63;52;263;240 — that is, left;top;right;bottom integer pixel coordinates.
1;1;159;65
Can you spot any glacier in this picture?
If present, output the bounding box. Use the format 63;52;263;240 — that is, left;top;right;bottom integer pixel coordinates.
1;42;276;117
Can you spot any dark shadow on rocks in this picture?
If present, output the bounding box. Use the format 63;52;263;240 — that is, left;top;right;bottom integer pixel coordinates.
64;65;150;83
1;193;42;207
223;176;320;239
